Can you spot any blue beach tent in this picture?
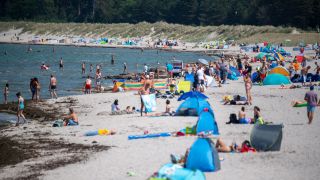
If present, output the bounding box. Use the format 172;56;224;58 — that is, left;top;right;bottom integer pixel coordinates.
175;98;212;116
196;110;219;135
186;138;221;172
263;74;291;85
156;163;206;180
229;66;241;77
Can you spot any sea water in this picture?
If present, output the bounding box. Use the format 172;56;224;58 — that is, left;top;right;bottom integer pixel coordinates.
0;112;17;125
0;43;214;102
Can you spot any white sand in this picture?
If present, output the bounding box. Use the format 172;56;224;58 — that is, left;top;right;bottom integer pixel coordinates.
1;50;320;180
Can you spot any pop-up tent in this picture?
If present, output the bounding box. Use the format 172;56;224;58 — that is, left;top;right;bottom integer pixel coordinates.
263;74;291;85
250;124;283;151
186;138;221;172
175;97;212;116
268;66;290;77
196;110;219;135
156;163;205;180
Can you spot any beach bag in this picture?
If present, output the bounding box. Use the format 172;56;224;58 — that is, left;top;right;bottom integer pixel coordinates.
53;119;64;127
240;140;256;153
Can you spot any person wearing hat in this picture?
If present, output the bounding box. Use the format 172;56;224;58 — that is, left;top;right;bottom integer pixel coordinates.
304;85;319;124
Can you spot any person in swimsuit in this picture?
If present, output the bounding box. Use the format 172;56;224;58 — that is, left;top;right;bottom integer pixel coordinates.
244;73;252;105
84;76;92;94
253;106;264;124
3;83;9;104
63;108;79;126
49;75;58;99
139;83;150;116
16;92;27;126
30;78;36;100
95;69;102;92
33;78;40;101
238;106;251;123
90;64;93;73
147;99;175;116
59;57;63;70
81;62;86;75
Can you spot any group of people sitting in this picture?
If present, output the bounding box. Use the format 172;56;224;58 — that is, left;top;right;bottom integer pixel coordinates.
226;106;264;125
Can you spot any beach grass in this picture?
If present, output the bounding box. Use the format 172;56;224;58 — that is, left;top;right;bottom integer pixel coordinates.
0;21;319;44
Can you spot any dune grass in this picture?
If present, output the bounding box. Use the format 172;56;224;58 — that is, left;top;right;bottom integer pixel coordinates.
0;21;319;44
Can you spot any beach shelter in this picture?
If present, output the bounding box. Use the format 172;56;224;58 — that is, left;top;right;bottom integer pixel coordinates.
196;110;219;135
229;66;241;77
296;55;304;63
268;66;290;77
185;73;195;83
156;163;205;180
274;52;284;61
250;124;283;151
263;74;291;85
255;52;268;60
175;97;212;116
186;138;221;172
178;91;208;101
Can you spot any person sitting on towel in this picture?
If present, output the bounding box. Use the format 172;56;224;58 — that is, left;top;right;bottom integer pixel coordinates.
63;108;79;126
252;106;264;124
147;100;175;116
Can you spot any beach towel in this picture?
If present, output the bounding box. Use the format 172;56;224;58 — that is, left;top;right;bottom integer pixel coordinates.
177;81;191;93
141;94;157;112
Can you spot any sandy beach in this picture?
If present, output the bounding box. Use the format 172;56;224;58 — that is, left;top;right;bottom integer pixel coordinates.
1;55;320;179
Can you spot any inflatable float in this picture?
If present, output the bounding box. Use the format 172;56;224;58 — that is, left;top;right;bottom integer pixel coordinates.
85;129;113;136
128;132;171;140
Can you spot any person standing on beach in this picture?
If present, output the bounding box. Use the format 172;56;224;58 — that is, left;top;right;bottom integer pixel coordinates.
144;64;148;74
123;62;127;74
84;76;92;94
237;55;243;74
59;57;63;70
304;86;318;124
32;78;40;101
301;66;311;86
16;92;27;126
95;69;102;92
244;73;252;105
139;83;151;116
49;75;58;99
3;83;9;104
81;62;86;75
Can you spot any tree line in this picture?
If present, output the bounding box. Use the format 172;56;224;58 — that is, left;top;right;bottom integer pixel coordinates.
0;0;319;29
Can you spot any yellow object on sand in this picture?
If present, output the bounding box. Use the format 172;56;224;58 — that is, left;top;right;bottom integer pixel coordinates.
98;129;110;135
223;95;232;101
112;82;124;92
177;81;191;93
269;66;290;77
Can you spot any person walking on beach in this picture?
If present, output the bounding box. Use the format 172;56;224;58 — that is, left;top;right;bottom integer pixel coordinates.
84;76;92;94
81;62;86;75
3;83;9;104
123;62;127;74
49;75;58;99
304;86;318;124
244;73;252;105
16;92;27;126
59;57;63;70
301;66;311;86
236;55;243;74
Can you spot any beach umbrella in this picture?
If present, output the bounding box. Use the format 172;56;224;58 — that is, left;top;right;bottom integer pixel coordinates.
178;91;208;101
198;59;209;66
274;52;284;61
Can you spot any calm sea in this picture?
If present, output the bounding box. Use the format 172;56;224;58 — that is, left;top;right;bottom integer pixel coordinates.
0;43;214;103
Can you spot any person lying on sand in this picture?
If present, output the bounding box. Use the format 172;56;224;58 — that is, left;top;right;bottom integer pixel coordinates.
223;95;248;105
291;100;307;107
63;108;79;126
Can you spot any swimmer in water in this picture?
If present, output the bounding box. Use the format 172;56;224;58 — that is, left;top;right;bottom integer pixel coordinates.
82;62;86;74
59;57;63;70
